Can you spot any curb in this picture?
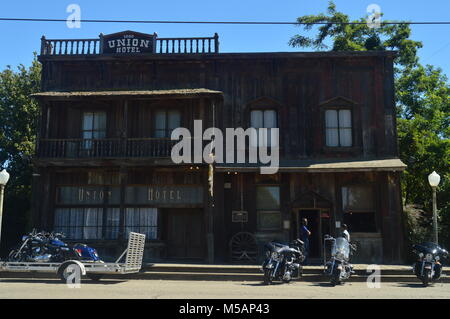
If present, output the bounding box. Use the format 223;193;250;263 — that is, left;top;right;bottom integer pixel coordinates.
1;271;449;283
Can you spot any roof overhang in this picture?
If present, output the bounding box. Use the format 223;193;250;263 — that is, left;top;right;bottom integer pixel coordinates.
31;88;223;100
215;158;407;173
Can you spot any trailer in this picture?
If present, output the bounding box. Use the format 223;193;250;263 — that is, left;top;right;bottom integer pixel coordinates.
0;232;146;282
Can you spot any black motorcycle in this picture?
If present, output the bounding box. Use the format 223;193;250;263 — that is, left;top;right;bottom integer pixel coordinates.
262;239;305;285
323;235;357;286
413;242;448;286
8;230;101;263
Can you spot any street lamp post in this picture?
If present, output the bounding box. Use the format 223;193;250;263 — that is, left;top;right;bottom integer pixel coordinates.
428;171;441;244
0;169;10;249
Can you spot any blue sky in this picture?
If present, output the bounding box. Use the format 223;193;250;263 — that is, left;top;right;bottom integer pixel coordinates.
1;0;449;76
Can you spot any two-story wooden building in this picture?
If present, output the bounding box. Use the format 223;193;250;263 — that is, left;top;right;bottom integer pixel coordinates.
31;30;406;264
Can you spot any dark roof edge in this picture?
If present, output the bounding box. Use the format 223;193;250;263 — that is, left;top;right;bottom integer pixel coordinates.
38;50;398;62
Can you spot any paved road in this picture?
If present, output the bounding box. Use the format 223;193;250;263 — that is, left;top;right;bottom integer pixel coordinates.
0;278;449;299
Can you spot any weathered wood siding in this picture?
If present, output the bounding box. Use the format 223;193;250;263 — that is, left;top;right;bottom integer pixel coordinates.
39;53;398;159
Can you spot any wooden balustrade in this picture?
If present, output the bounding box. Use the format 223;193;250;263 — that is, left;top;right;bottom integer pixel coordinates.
40;33;219;56
156;35;219;54
38;138;180;158
41;37;101;56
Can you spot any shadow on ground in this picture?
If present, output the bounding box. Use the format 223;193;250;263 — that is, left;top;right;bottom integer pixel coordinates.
0;278;126;285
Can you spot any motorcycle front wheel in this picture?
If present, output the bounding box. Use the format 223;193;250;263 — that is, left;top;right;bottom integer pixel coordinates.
263;269;273;285
330;269;340;286
421;269;431;287
282;265;291;283
7;249;24;262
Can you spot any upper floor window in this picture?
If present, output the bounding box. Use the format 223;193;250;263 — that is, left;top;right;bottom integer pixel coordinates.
154;110;181;138
82;112;106;149
325;109;352;147
250;109;278;147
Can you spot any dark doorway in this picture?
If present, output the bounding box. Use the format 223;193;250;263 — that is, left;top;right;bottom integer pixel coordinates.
166;209;205;260
296;209;321;258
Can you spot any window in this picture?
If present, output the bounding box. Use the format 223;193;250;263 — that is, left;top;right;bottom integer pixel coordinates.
54;207;158;240
341;186;377;232
104;208;120;239
154;110;181;138
325;109;352;147
125;208;158;239
257;211;282;231
256;186;280;210
250;110;278;147
82;112;106;149
256;186;281;231
343;212;377;233
54;208;104;240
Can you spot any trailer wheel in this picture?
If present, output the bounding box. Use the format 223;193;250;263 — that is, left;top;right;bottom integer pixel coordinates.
57;262;82;283
87;274;103;282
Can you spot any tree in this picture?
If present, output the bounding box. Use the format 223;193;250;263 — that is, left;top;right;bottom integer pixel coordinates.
0;53;41;255
288;1;423;70
289;1;450;253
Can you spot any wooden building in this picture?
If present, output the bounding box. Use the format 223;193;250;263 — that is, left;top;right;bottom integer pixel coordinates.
31;31;406;264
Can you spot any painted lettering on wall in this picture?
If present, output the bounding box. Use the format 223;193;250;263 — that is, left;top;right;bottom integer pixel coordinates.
126;186;203;205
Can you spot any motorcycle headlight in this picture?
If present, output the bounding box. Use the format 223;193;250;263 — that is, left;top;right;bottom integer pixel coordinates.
425;253;433;262
435;256;440;261
418;252;424;258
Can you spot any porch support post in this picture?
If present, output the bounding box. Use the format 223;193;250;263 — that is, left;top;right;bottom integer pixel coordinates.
204;169;215;264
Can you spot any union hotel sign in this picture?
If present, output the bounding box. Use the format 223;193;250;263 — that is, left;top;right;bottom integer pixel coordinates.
101;30;156;54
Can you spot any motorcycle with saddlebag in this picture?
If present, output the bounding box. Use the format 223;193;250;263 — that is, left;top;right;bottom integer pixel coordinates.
262;239;305;285
323;235;357;286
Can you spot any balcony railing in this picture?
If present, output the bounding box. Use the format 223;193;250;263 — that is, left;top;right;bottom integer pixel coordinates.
40;33;219;56
37;138;179;159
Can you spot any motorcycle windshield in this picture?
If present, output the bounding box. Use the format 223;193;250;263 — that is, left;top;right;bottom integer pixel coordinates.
414;242;442;255
331;237;350;259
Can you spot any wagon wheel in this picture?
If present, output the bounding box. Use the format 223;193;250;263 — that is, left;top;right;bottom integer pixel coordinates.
229;232;257;263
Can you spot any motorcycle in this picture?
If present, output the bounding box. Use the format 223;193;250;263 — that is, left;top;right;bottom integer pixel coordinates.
262;239;305;285
323;235;356;286
7;229;101;263
412;242;448;286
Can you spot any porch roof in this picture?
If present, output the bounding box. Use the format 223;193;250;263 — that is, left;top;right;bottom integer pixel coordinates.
215;158;407;173
31;88;223;100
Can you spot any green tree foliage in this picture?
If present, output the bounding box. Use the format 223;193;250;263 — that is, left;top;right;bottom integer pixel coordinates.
288;1;422;70
290;1;450;252
0;54;41;254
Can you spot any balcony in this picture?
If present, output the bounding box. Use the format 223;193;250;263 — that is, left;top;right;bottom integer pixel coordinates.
37;138;178;159
40;32;220;56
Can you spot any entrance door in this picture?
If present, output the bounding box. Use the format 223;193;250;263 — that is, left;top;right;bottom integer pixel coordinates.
297;210;321;258
166;209;205;259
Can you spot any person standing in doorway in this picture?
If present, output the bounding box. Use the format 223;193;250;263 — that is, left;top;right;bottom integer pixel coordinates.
300;218;311;265
342;224;350;242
